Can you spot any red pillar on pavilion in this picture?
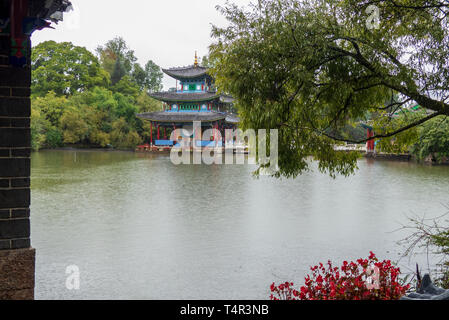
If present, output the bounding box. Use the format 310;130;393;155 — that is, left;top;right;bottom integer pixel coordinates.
173;124;177;143
150;122;153;146
367;128;375;153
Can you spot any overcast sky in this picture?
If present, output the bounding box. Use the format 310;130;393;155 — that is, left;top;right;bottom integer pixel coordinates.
31;0;253;90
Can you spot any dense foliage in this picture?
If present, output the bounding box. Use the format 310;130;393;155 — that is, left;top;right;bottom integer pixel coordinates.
372;113;449;162
31;37;162;150
32;41;110;97
270;252;410;300
210;0;449;178
410;116;449;163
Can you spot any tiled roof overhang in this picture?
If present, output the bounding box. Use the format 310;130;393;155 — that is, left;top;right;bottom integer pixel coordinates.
225;114;240;124
162;65;208;80
220;94;235;104
149;91;221;103
137;112;227;123
29;0;72;22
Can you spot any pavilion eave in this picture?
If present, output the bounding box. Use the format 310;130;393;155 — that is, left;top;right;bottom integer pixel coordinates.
149;92;222;103
137;111;227;123
162;65;208;80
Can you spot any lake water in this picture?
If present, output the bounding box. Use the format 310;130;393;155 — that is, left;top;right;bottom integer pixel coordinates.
30;150;449;299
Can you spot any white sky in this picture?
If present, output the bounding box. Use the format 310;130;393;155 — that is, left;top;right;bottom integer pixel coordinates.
31;0;253;90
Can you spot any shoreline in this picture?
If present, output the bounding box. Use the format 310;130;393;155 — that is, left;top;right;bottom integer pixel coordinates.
32;148;449;166
33;147;135;153
363;153;412;162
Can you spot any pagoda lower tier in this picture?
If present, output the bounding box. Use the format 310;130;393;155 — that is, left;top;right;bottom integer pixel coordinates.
136;110;239;151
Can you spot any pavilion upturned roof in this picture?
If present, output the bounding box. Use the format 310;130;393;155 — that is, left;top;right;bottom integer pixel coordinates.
29;0;73;21
137;111;227;123
149;91;221;103
225;114;240;124
162;65;208;80
1;1;72;23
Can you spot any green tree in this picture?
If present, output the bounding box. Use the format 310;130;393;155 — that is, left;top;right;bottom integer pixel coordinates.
80;101;113;147
60;109;89;144
111;92;139;123
45;128;64;148
111;58;127;85
374;110;422;155
96;37;163;91
30;104;49;151
89;128;111;147
210;0;449;178
132;63;147;90
65;87;144;148
136;90;162;113
74;87;118;115
96;37;137;76
201;54;215;68
30;38;164;150
112;75;140;98
110;117;142;149
31;91;68;127
410;116;449;162
144;60;163;93
32;41;109;97
31;93;67;150
96;46;117;76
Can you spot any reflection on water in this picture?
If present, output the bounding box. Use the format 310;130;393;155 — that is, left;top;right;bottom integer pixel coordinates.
31;150;449;299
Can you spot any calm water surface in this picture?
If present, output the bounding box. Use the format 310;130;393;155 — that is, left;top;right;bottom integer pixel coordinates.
31;150;449;299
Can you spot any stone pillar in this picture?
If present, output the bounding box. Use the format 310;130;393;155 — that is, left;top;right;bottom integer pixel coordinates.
0;18;35;300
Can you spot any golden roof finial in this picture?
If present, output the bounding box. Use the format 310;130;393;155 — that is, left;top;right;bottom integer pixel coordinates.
194;51;198;67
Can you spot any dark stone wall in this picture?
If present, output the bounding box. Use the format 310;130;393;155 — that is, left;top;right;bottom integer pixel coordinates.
0;248;35;300
0;13;35;300
0;36;31;251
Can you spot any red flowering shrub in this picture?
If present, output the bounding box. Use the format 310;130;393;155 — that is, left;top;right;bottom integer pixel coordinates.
270;282;300;300
270;252;410;300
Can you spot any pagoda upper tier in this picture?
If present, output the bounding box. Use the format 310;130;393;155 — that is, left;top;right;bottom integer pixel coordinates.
138;54;237;125
149;52;224;103
150;64;216;102
162;65;209;81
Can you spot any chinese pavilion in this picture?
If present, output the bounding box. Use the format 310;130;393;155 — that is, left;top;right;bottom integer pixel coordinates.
136;53;239;151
